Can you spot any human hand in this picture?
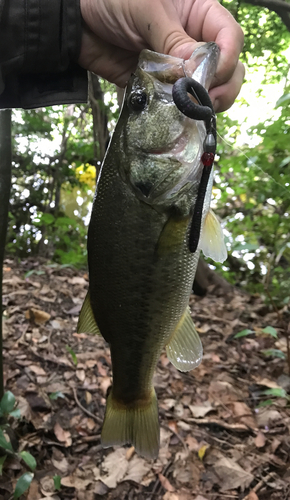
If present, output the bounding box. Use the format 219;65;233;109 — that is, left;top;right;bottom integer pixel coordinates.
78;0;244;112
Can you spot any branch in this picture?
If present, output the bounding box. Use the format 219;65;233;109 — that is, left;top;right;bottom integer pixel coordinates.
242;0;290;31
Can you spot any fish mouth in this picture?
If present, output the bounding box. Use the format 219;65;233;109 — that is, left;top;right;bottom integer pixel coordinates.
145;130;189;156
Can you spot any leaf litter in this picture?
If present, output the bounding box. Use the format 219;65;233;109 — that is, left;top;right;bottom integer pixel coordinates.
1;258;290;499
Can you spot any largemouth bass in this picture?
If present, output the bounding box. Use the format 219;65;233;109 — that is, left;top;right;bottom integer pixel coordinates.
78;43;227;459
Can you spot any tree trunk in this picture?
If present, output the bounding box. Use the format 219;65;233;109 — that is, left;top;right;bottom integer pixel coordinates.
193;257;234;296
88;73;109;177
0;109;12;399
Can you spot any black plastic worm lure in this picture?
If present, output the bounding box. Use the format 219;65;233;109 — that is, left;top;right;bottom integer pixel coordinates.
172;77;216;253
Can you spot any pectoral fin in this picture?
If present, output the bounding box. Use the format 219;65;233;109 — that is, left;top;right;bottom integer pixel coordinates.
77;290;101;336
199;209;227;263
166;307;203;372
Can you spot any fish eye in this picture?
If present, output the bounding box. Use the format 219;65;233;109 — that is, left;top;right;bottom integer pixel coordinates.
129;90;148;111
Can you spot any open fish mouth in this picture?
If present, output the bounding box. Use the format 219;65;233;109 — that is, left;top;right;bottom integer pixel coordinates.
145;130;189;156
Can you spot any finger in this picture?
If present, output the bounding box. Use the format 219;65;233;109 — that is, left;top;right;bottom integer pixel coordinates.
133;0;198;55
209;61;245;112
136;0;244;95
196;2;244;86
79;28;139;87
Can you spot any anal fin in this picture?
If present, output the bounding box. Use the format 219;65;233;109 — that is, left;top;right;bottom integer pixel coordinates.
77;290;101;336
166;307;203;372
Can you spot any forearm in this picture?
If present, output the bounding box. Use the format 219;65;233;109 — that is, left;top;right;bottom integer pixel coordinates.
0;0;88;108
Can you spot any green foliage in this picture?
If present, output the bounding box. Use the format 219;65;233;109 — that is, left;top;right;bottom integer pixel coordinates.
13;473;34;499
234;329;254;338
6;5;290;300
212;86;290;304
261;349;286;359
0;428;13;451
49;391;65;400
262;326;278;338
0;391;37;499
8;78;118;266
223;0;290;83
0;455;6;474
234;326;279;339
0;390;16;415
19;451;37;471
53;474;62;491
262;387;288;399
66;345;78;365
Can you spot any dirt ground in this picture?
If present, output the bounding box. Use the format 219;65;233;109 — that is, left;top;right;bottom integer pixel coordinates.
1;258;290;500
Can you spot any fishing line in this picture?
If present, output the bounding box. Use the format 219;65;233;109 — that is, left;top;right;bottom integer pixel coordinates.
214;129;289;197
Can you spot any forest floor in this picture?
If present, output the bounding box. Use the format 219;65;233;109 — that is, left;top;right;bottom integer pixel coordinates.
1;258;290;500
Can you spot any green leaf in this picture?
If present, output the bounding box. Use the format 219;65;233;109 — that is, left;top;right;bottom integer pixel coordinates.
261;349;285;359
53;474;61;491
0;455;7;474
24;270;45;279
40;213;55;225
276;93;290;107
234;329;255;339
262;326;278;338
257;399;273;408
65;345;78;366
279;156;290;168
19;451;37;471
0;428;13;451
9;409;21;419
0;391;15;414
49;391;65;400
13;472;34;499
262;388;287;398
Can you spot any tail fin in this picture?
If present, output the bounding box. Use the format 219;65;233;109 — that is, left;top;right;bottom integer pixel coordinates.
101;389;160;459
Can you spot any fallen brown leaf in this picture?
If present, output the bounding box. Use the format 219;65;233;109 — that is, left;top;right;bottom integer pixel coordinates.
163;493;179;500
243;491;259;500
256;409;281;428
61;475;92;489
51;456;69;474
54;422;72;447
29;364;47;376
25;308;51;324
189;404;214;418
158;473;175;492
26;480;41;500
213;456;254;491
232;401;257;430
95;448;151;488
76;369;86;382
69;276;87;285
255;431;266;448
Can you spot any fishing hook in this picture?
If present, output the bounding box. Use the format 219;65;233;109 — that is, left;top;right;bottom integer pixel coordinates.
172;77;216;253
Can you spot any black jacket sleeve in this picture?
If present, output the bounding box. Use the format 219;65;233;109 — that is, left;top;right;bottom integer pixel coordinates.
0;0;88;108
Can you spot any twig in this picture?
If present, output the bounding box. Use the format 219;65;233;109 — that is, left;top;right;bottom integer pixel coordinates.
72;386;103;424
242;471;277;498
148;460;173;499
185;417;256;433
76;435;101;443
